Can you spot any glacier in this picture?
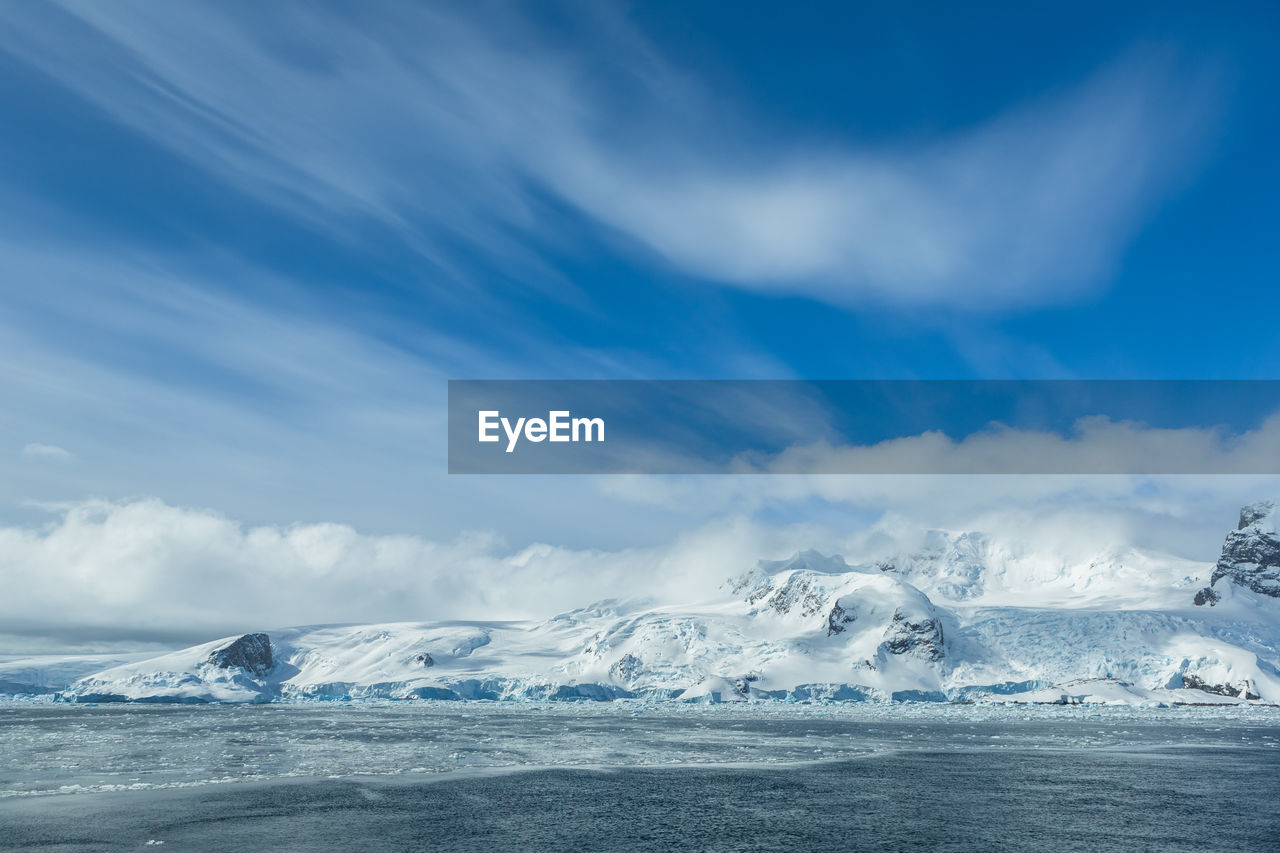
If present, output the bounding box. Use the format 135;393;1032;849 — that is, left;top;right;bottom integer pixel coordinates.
9;502;1280;706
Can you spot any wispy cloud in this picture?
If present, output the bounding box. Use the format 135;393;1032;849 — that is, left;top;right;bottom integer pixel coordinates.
21;443;71;462
546;53;1218;309
0;2;1218;310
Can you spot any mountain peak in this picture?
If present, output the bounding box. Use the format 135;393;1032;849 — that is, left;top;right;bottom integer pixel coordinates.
756;549;852;576
1238;501;1278;532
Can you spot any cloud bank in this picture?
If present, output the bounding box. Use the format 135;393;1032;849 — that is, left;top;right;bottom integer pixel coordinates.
5;464;1276;653
0;498;793;651
760;413;1280;475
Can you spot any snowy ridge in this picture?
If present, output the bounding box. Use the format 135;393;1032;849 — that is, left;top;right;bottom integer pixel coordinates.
14;504;1280;706
0;653;151;696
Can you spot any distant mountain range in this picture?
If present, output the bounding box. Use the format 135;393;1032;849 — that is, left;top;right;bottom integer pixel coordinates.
5;502;1280;706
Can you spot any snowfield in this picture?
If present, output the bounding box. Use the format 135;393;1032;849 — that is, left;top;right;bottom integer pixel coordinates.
11;502;1280;707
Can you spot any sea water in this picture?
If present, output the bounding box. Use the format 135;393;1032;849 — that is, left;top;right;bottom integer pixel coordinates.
1;701;1277;851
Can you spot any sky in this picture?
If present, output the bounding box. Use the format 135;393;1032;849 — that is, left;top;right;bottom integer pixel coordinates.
2;1;1279;650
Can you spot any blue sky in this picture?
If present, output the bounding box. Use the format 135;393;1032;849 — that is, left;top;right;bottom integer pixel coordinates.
1;2;1279;573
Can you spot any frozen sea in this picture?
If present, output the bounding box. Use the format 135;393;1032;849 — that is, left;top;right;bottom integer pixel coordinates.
1;700;1278;851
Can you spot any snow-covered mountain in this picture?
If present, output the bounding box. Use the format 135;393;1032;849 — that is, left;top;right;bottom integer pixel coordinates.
13;503;1280;705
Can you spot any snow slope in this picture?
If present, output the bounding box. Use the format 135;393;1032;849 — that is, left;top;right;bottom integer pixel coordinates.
25;504;1280;705
0;653;152;695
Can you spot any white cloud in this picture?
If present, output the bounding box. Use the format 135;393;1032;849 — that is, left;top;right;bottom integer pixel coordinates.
544;53;1216;309
22;443;71;461
593;413;1280;560
2;464;1274;652
0;498;807;649
757;414;1280;475
0;2;1218;310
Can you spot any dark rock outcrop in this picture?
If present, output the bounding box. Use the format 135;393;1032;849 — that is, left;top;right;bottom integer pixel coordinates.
1192;586;1220;606
730;552;852;615
1195;501;1280;606
207;633;273;676
609;653;643;683
826;601;852;636
414;653;434;667
880;610;945;661
1239;502;1274;530
761;573;827;617
1182;674;1259;700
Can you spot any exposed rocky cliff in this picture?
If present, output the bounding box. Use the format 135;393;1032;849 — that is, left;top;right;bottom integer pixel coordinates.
208;633;273;676
1194;501;1280;605
881;610;945;662
1181;673;1259;701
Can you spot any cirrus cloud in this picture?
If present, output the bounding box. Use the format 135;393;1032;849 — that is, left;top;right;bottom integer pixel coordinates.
0;1;1220;310
22;443;72;462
